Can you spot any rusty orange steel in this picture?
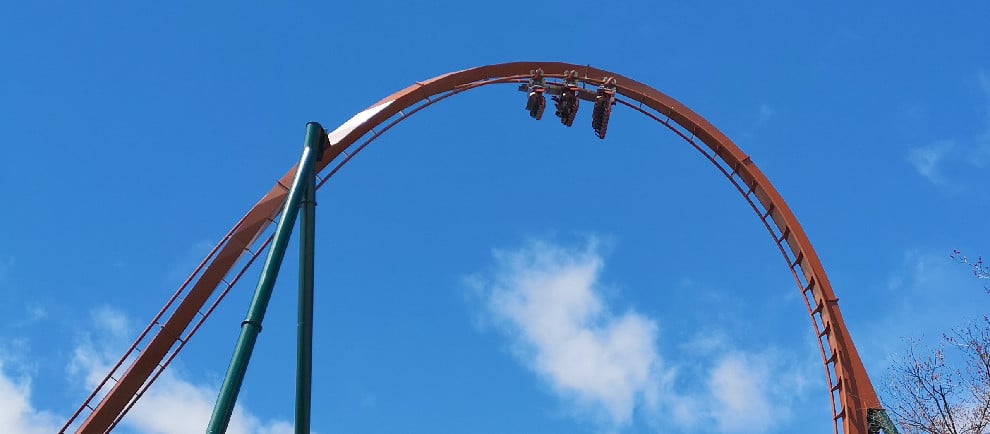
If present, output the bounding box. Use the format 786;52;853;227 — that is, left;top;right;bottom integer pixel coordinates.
65;62;880;434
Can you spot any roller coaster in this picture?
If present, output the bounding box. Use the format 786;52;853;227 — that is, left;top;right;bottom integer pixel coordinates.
59;62;900;434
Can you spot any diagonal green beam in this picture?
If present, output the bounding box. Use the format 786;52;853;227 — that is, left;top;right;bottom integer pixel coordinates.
207;122;325;434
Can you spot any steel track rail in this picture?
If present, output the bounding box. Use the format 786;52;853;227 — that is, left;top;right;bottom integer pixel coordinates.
65;62;880;434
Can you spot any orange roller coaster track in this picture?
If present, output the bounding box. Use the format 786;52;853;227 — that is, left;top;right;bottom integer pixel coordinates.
62;61;885;434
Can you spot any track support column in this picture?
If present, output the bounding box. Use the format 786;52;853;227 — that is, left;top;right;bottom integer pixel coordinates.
867;408;901;434
207;122;325;434
295;125;323;434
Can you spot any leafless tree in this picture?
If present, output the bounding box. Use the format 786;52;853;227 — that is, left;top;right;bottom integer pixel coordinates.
881;252;990;434
883;319;990;433
951;250;990;289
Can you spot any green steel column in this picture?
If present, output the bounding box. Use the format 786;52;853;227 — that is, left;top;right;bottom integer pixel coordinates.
207;122;325;434
295;127;322;434
867;408;901;434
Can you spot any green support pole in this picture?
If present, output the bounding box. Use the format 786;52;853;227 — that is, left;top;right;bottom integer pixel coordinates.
868;408;901;434
207;122;325;434
295;128;322;434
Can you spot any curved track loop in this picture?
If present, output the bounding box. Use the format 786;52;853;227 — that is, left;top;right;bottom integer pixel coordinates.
65;62;879;434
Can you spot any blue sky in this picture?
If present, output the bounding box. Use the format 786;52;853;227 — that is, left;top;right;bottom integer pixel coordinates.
2;1;989;433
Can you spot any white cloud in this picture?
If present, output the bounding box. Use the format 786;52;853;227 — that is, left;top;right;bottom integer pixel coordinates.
0;360;62;434
478;239;666;427
971;71;990;167
66;306;296;434
908;70;990;184
676;331;812;433
707;351;804;433
907;140;954;185
708;354;768;431
111;369;293;434
472;239;810;433
2;306;300;434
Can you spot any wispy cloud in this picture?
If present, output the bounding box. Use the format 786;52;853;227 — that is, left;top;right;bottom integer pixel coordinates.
164;240;217;285
0;256;14;282
705;350;808;432
708;353;771;431
971;71;990;167
907;70;990;185
864;249;990;429
470;238;810;433
0;306;295;434
907;140;954;185
739;102;777;140
67;306;295;434
673;329;813;433
9;306;48;330
0;359;62;434
757;102;776;126
861;249;990;376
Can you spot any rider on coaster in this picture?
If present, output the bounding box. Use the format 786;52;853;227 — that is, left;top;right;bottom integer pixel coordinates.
598;76;617;95
562;69;579;89
528;68;546;91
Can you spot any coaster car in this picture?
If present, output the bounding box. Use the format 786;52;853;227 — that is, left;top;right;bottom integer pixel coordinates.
554;69;580;127
592;77;617;139
525;68;546;120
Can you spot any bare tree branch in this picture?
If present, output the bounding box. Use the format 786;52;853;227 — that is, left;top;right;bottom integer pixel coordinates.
880;252;990;434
